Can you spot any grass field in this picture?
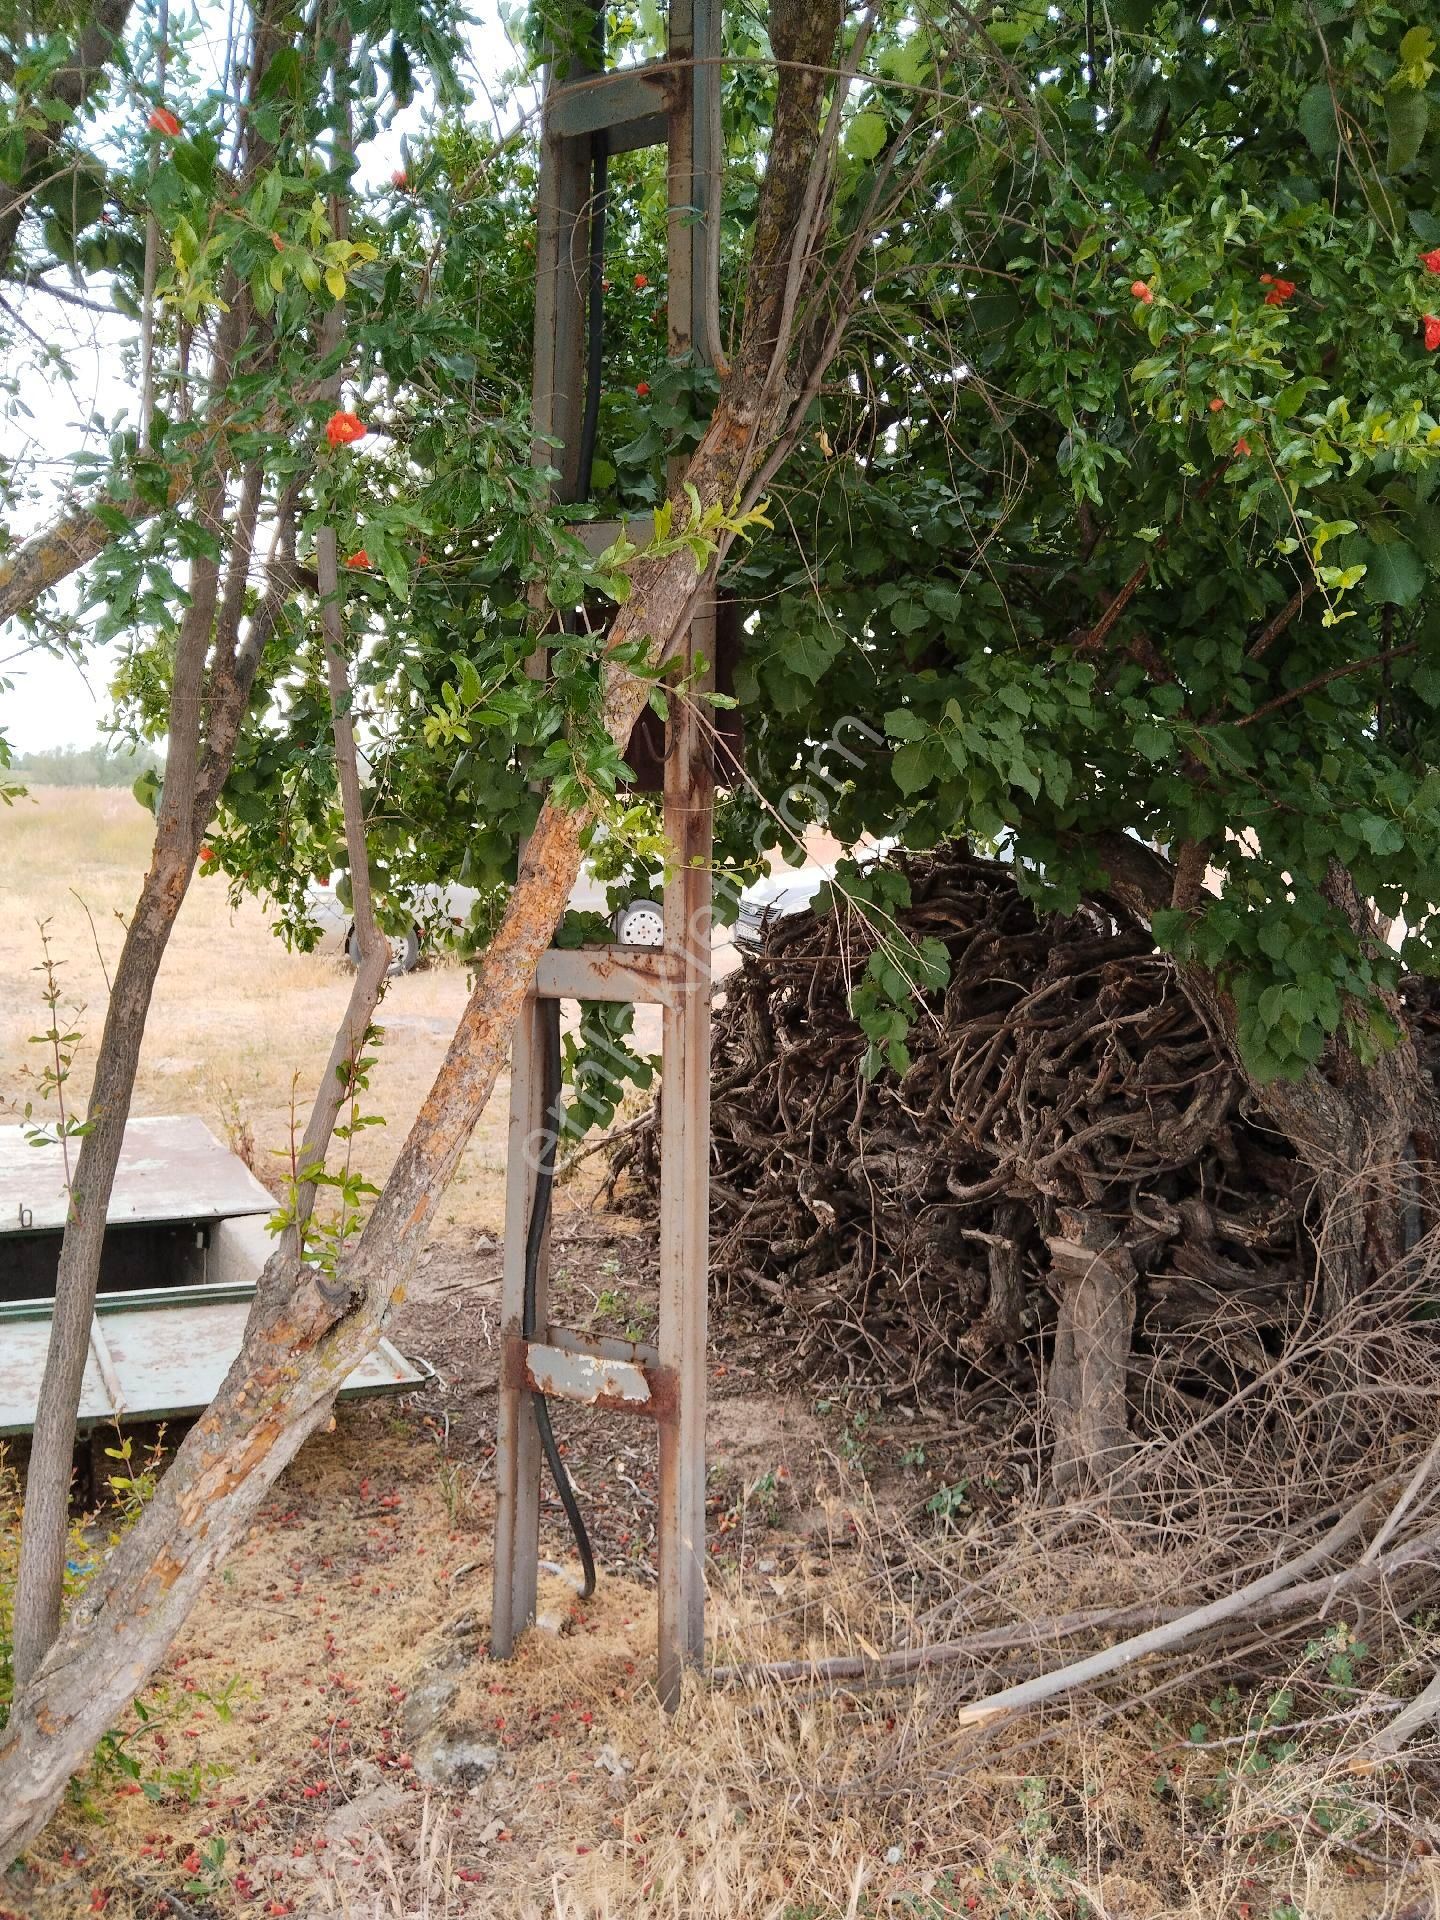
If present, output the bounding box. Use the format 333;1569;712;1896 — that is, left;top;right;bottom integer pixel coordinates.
1;785;512;1231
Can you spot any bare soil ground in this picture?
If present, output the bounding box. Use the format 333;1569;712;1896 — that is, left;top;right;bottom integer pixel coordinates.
0;790;1427;1919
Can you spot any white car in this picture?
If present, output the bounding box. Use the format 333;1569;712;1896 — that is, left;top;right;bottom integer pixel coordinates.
303;866;614;976
306;847;895;977
733;840;897;952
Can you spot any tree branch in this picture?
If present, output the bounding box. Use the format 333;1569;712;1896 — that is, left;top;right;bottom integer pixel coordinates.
1232;641;1417;730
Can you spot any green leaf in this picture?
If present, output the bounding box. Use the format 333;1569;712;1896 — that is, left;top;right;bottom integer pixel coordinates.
1360;538;1425;606
892;741;933;796
775;626;842;683
1385;88;1428;171
1298;85;1339;160
1133;719;1174;762
890;596;929;636
846;112;887;162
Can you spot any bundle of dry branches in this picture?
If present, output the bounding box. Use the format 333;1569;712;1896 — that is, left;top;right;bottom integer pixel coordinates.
613;850;1313;1425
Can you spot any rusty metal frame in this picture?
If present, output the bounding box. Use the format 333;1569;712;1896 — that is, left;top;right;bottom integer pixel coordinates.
490;0;720;1707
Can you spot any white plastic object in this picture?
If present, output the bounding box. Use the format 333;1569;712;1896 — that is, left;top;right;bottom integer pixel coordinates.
612;898;665;947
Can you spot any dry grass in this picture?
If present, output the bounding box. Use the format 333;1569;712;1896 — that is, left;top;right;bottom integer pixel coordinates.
4;790;1440;1920
0;786;514;1231
20;1390;1439;1920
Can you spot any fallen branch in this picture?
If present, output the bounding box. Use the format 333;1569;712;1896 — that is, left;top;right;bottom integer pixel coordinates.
948;1489;1379;1729
720;1490;1409;1698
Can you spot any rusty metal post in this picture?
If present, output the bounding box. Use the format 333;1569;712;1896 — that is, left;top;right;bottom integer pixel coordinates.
491;0;721;1704
490;990;549;1656
491;7;594;1657
655;0;718;1707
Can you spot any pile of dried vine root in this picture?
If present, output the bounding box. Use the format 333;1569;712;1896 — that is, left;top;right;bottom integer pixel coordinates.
610;847;1314;1418
608;848;1440;1801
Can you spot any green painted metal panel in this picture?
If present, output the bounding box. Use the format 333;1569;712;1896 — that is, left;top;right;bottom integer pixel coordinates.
0;1281;422;1437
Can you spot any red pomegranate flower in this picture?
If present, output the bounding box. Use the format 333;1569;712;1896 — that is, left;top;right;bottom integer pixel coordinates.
147;107;182;137
1420;249;1440;275
635;381;650;397
1209;396;1225;412
1425;315;1440;352
346;550;371;570
1261;275;1296;306
1234;438;1252;457
1129;280;1153;304
325;409;366;448
392;169;408;188
633;272;648;290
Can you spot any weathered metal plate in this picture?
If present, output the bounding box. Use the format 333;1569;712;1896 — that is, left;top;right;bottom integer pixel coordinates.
502;1332;675;1420
533;945;679;1007
526;1338;652;1407
0;1116;274;1235
0;1283;422;1436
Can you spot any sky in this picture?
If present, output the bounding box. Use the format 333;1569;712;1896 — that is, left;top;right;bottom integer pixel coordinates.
1;1;524;755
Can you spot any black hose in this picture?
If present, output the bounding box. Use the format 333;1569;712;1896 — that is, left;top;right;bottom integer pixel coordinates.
522;996;597;1599
574;127;608;496
521;0;607;1605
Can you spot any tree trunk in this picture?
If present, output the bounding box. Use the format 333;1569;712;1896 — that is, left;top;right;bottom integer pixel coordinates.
8;0;322;1681
1096;837;1439;1312
10;842;197;1686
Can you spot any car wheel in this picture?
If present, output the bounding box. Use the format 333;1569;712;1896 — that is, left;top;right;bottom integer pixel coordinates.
347;924;421;976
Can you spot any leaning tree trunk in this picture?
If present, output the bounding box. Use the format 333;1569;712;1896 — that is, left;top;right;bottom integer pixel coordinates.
11;448;235;1689
0;396;760;1860
1099;840;1440;1316
0;0;854;1851
9;0;336;1685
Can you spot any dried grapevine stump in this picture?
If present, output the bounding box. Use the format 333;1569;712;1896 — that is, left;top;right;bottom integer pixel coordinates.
1045;1209;1138;1506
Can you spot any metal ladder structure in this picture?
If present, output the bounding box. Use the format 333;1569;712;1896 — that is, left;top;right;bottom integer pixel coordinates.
490;0;721;1707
